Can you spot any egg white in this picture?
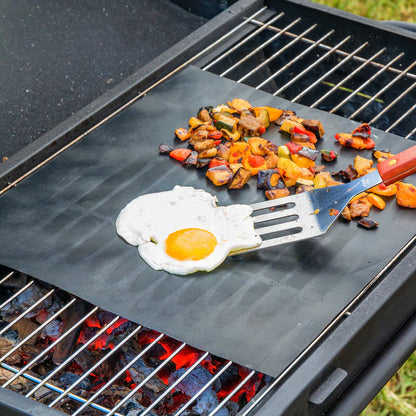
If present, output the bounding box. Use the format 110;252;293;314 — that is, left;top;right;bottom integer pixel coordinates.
116;186;261;275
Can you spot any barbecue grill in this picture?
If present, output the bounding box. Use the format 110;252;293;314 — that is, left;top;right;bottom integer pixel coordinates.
1;1;416;415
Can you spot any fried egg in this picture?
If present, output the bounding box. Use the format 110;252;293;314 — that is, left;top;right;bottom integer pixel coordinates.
116;186;261;275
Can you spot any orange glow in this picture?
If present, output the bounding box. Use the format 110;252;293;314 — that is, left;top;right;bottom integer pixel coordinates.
165;228;217;261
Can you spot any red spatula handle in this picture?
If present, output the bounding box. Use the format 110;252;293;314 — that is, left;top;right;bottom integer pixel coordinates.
377;145;416;185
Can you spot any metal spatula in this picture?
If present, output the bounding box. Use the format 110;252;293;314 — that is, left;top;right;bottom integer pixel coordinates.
233;145;416;254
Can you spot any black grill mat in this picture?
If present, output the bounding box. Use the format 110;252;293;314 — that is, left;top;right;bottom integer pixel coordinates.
0;66;415;377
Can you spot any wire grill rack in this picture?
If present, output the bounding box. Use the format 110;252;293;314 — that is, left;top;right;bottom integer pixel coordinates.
0;270;270;416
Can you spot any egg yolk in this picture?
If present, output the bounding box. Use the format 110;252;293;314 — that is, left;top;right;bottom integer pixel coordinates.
165;228;217;261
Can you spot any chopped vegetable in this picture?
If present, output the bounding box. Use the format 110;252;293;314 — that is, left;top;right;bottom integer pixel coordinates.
335;133;375;150
175;127;191;141
286;142;303;154
261;106;283;122
367;193;386;210
265;152;279;169
349;197;372;218
208;158;228;169
206;165;233;186
298;147;320;161
265;188;290;200
354;155;373;176
228;167;252;189
274;110;296;126
227;98;252;111
170;148;192;162
252;107;270;128
396;182;416;208
292;125;317;143
321;149;337;162
248;137;270;156
352;123;371;139
193;139;215;153
183;151;198;167
257;169;282;190
369;183;397;196
229;142;251;164
357;217;378;229
198;148;218;159
291;154;315;169
208;130;223;140
278;145;291;159
302;119;325;139
159;143;174;154
373;149;394;162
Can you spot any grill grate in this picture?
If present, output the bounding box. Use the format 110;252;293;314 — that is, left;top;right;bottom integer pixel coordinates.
197;7;416;140
0;270;271;416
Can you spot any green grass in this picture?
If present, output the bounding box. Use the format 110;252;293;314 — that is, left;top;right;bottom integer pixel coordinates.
306;2;416;414
310;0;416;23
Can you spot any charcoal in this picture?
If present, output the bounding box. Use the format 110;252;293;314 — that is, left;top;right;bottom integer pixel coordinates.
11;318;39;345
169;366;215;397
119;397;157;416
59;372;90;390
40;319;63;340
194;390;229;416
218;365;239;391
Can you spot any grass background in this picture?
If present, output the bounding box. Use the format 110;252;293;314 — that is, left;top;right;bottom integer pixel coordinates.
307;1;416;414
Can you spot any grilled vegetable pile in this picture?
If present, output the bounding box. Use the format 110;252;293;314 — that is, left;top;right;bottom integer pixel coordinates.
160;97;415;229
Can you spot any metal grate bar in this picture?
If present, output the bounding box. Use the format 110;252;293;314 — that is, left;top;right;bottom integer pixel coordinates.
106;343;188;416
202;12;285;71
370;81;416;125
140;351;210;416
48;323;143;408
236;17;303;83
273;35;351;96
249;18;416;81
208;370;256;416
310;48;386;108
329;53;404;114
1;362;123;415
2;306;99;388
349;60;416;119
405;125;416;140
0;298;77;365
0;288;55;337
291;41;369;103
25;315;121;398
0;271;15;285
174;361;233;416
72;333;165;415
0;280;35;310
386;103;416;133
221;17;305;80
254;28;332;89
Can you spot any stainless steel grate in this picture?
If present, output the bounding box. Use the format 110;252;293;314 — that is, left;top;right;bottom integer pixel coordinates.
197;8;416;140
0;269;271;416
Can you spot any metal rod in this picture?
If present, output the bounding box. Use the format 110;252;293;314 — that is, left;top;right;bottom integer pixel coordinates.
208;370;256;416
291;41;368;103
202;12;285;71
329;53;404;114
72;333;165;416
0;362;123;416
0;298;77;364
0;280;34;310
140;351;210;416
370;81;416;124
273;35;351;96
249;18;416;81
349;60;416;119
174;361;233;416
310;48;386;108
0;288;55;337
0;271;15;285
255;29;333;90
48;324;143;408
25;315;121;398
107;343;188;416
386;103;416;133
405;125;416;140
219;17;307;78
236;17;302;83
2;306;99;388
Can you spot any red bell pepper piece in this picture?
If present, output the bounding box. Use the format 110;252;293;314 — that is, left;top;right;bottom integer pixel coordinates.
208;158;228;169
248;154;266;167
208;130;223;141
292;125;317;143
258;126;266;135
169;148;192;162
213;139;222;146
286;142;303;154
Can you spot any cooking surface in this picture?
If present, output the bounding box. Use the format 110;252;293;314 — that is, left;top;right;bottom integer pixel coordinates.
0;66;415;377
0;0;206;157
